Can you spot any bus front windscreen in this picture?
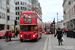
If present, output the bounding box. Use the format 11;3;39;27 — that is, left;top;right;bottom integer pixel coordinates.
20;25;37;31
45;25;50;26
46;29;50;32
20;25;27;31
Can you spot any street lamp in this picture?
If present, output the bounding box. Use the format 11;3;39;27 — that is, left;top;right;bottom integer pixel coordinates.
68;0;71;29
57;13;58;28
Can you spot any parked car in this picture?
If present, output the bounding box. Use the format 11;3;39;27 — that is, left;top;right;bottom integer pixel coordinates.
0;30;15;39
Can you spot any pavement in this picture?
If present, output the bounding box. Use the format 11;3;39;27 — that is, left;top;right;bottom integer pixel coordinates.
47;34;75;50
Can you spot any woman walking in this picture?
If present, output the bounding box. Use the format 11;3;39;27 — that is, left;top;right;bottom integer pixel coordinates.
54;28;63;46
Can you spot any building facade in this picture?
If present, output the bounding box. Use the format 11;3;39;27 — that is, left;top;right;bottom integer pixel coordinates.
31;0;42;18
63;0;75;29
15;0;32;29
0;0;15;30
57;20;64;29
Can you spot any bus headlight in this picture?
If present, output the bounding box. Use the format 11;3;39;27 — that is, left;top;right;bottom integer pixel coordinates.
21;35;23;37
33;35;35;37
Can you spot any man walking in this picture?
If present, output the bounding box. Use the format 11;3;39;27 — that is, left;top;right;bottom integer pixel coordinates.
15;29;19;37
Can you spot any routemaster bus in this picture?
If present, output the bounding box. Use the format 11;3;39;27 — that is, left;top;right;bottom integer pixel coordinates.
44;23;51;34
20;11;42;42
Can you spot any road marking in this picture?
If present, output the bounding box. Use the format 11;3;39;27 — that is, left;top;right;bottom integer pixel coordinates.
48;35;52;50
43;37;48;50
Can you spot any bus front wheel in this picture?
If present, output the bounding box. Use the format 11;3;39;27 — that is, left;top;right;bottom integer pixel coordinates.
20;39;23;42
34;35;38;42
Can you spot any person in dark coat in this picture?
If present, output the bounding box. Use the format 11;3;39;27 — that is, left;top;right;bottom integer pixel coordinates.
5;31;9;39
15;29;19;37
54;28;63;45
5;31;9;42
8;31;12;41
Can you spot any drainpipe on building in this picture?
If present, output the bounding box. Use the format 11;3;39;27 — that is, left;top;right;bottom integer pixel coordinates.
57;13;58;28
5;0;8;29
68;0;71;29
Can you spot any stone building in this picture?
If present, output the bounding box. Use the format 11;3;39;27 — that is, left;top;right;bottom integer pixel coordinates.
31;0;42;18
15;0;32;29
0;0;15;30
63;0;75;29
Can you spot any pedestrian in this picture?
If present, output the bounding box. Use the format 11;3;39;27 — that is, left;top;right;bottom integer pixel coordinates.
8;31;12;41
15;29;19;37
63;28;67;35
54;28;63;46
5;31;9;42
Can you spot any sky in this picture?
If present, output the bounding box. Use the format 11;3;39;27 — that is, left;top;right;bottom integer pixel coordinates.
39;0;63;23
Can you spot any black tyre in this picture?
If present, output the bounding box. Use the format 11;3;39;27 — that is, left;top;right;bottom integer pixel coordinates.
20;39;23;42
34;35;38;42
40;34;42;39
0;37;2;39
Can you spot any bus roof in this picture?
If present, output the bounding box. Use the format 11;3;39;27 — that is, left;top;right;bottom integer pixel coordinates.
22;11;37;14
21;11;42;20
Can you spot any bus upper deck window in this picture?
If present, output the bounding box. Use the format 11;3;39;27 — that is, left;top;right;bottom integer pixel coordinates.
22;14;28;18
29;14;34;18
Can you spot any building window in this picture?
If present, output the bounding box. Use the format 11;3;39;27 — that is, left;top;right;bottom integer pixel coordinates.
18;17;19;20
25;7;27;10
16;17;17;20
23;2;24;5
18;12;19;15
15;7;17;10
17;2;19;5
7;7;9;13
29;0;31;3
21;7;22;10
23;7;24;10
0;12;1;18
16;12;17;15
21;2;22;5
4;14;5;19
18;7;19;10
10;9;15;15
7;0;9;5
2;13;3;19
7;16;10;21
25;2;26;5
10;1;15;7
0;3;6;10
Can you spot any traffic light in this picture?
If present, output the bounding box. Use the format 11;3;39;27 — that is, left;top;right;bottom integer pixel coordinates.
53;21;55;24
14;20;17;25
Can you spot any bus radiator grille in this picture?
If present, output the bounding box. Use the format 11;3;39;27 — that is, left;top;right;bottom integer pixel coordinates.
24;34;31;40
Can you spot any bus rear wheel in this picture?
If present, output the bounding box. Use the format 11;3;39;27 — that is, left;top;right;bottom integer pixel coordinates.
40;34;42;39
20;39;23;42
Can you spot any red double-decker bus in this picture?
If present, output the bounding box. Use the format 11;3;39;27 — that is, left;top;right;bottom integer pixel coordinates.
20;11;42;42
44;23;51;34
